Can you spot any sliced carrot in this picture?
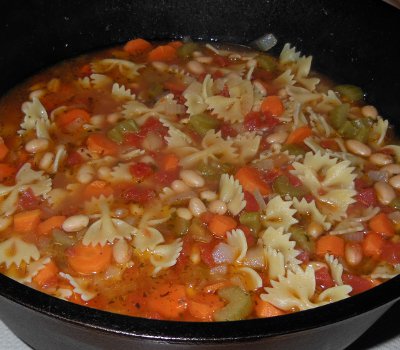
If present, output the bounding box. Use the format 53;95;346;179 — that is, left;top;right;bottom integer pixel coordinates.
0;138;9;161
188;293;224;321
83;180;114;199
369;213;395;237
13;209;42;233
316;235;345;257
254;296;285;318
235;166;270;196
32;260;59;288
286;126;313;145
260;95;284;117
363;231;385;259
37;216;66;235
147;283;187;319
148;45;177;62
0;163;16;181
57;108;91;130
208;215;238;238
161;153;179;172
168;41;183;49
87;133;119;156
123;38;152;55
67;242;112;275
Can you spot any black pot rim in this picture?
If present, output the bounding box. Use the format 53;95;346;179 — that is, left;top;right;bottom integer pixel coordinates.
1;273;399;343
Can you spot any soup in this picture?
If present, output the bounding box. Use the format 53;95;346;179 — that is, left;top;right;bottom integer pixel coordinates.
0;39;399;321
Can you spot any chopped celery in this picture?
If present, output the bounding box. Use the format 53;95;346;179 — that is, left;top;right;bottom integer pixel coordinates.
256;54;277;72
177;42;199;59
214;286;253;321
281;144;307;156
189;113;220;136
334;84;364;102
239;212;261;233
338;120;358;139
272;175;308;198
389;198;400;210
290;226;315;252
329;103;349;129
147;82;164;100
189;218;212;243
107;119;139;143
174;216;191;236
197;161;235;179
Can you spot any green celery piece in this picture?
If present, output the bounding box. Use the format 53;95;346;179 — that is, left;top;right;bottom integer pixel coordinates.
281;144;307;156
189;113;220;136
214;286;253;321
174;216;191;236
107;119;138;144
389;198;400;210
272;175;308;198
338;120;358;139
329;103;349;129
177;42;199;59
239;212;261;233
334;84;364;102
290;226;315;253
256;54;277;72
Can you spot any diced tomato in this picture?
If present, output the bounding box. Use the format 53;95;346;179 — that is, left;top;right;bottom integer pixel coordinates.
262;169;282;184
124;133;144;148
354;177;370;191
315;267;335;291
122;186;156;204
18;188;39;210
153;169;179;186
243;191;260;212
130;162;153;180
219;84;230;97
319;139;340;151
66;151;84;166
78;64;92;78
238;225;256;247
200;212;215;226
219;123;238;138
304;194;314;203
213;55;230;67
199;241;218;267
164;79;186;94
244;111;280;132
287;173;302;187
296;250;310;264
140;117;168;138
381;241;400;264
211;70;224;80
342;273;374;296
356;187;377;207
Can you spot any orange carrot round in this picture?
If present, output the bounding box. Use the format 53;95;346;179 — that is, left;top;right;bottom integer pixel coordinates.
148;45;177;62
235;166;270;196
83;180;114;199
188;293;224;321
33;260;59;288
13;209;42;233
86;133;119;156
363;231;385;259
0;163;16;181
209;215;238;237
57;108;91;130
316;235;345;257
37;216;66;235
123;38;152;55
67;242;112;275
254;296;285;318
286;126;313;145
261;96;284;117
147;283;187;319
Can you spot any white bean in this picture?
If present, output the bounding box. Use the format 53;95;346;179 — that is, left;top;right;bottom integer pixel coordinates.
180;170;205;188
266;132;288;144
151;61;168;72
369;153;393;166
107;112;122;124
171;180;191;193
345;139;372;157
361;105;378;119
76;164;95;184
192;51;203;58
389;175;400;190
39;152;54;170
187;60;205;75
195;56;213;64
177;207;193;221
208;200;228;215
62;215;89;232
47;78;61;93
374;181;396;205
190;246;201;264
189;198;207;217
113;239;131;264
381;164;400;176
345;242;363;266
90;115;105;127
306;221;324;239
200;190;218;201
25;138;49;154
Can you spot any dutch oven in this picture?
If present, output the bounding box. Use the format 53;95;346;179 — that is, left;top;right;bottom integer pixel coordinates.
0;0;399;349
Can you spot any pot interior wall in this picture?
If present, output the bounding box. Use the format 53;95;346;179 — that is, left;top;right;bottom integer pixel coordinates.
0;0;399;121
